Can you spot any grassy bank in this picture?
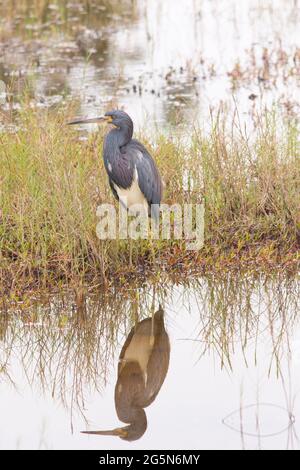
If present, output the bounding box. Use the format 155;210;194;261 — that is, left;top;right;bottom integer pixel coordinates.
0;103;299;293
1;273;298;409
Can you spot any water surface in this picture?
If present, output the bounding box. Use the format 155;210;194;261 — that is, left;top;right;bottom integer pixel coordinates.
0;0;299;130
0;274;299;450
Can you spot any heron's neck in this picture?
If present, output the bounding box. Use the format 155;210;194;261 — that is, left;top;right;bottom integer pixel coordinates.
107;122;133;147
103;127;132;165
127;406;146;423
123;408;147;440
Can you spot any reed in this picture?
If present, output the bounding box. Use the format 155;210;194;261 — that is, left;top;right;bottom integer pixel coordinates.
0;102;299;293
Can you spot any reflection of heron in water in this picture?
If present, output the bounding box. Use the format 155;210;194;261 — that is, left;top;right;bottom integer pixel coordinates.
82;307;170;441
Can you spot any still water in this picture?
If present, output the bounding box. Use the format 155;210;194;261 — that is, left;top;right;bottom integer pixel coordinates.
0;0;299;130
0;274;299;450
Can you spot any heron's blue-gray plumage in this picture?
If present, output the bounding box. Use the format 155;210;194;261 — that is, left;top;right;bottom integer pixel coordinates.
103;110;162;219
103;128;135;189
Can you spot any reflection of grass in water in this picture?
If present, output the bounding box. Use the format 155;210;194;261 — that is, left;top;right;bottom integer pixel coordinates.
190;274;299;372
0;282;168;423
0;99;299;293
0;274;298;418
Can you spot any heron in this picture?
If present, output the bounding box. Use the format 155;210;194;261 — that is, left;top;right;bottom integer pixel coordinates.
68;110;163;221
81;307;170;441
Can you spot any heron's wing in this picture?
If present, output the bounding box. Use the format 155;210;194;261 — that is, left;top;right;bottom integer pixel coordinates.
115;362;145;424
143;329;170;408
104;148;135;190
123;140;162;217
142;310;169;407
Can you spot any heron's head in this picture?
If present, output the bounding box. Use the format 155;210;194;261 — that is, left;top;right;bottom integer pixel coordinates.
67;109;133;130
81;406;147;442
81;422;147;442
104;110;133;129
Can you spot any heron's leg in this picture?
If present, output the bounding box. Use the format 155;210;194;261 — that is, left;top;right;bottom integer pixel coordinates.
150;284;156;346
149;219;159;266
150;318;155;347
134;289;139;326
149;228;155;264
126;211;133;267
129;237;133;267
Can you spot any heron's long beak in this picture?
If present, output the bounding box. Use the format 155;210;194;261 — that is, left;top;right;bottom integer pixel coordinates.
81;427;127;438
67;116;111;125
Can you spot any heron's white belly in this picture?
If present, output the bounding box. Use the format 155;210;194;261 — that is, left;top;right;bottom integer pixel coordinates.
113;168;148;214
122;330;153;379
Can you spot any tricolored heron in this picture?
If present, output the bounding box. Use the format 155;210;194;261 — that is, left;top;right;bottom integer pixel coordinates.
68;110;163;220
82;307;170;441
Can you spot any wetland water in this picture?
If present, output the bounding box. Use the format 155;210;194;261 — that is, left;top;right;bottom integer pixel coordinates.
0;274;299;450
0;0;299;130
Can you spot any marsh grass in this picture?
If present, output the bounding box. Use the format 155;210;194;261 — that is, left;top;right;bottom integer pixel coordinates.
0;101;299;293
